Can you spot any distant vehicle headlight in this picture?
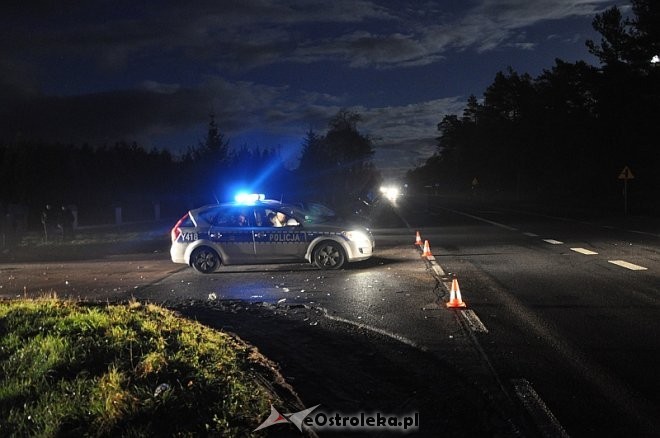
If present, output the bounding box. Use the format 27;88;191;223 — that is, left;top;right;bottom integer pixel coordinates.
380;186;400;202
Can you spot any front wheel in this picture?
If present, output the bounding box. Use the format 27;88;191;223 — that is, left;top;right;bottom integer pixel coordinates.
313;241;346;270
190;247;220;274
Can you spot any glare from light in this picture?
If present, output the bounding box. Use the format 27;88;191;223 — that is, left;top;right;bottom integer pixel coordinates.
651;55;660;65
380;185;400;202
235;193;265;204
343;230;370;243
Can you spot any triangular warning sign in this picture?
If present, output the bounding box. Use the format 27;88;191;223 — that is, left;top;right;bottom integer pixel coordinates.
618;166;634;180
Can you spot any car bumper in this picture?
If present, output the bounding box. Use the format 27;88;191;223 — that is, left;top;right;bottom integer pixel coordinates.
347;240;374;262
170;244;187;264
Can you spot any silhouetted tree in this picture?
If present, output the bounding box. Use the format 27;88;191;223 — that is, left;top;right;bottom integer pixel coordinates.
587;0;660;73
409;0;659;212
297;110;377;209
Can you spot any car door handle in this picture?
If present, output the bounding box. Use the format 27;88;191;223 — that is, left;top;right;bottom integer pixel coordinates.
210;233;222;238
255;232;266;238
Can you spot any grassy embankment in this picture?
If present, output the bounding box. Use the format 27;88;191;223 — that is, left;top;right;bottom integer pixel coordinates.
0;298;276;436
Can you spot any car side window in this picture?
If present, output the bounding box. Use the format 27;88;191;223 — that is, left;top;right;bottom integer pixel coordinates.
232;209;251;227
251;208;262;227
253;208;273;227
199;208;246;227
252;207;300;227
197;207;221;226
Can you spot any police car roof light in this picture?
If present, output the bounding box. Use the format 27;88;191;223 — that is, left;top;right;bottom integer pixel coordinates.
235;193;265;204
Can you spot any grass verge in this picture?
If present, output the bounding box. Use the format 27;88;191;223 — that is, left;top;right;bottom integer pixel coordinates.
0;298;277;436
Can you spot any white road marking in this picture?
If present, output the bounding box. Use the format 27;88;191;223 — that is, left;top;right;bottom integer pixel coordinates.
322;309;423;349
461;310;489;333
431;263;446;277
608;260;648;271
511;379;569;438
543;239;564;245
523;232;539;237
442;208;519;231
570;247;598;255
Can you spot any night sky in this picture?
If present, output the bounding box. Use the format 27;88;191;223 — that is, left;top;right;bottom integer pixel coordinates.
1;0;624;179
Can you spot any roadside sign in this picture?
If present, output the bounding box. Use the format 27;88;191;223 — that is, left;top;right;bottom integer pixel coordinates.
617;166;634;215
618;166;634;180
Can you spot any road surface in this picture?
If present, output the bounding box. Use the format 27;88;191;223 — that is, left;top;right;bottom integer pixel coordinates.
1;197;658;436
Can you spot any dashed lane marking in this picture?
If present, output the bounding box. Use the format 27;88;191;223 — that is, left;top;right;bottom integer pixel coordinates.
511;379;570;438
543;239;564;245
523;232;539;237
441;208;519;231
431;263;446;277
570;247;598;255
608;260;648;271
461;309;489;333
425;249;489;334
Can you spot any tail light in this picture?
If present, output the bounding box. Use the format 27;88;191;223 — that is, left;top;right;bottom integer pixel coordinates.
171;213;189;242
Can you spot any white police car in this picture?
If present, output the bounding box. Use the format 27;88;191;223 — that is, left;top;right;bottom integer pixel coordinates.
170;194;375;273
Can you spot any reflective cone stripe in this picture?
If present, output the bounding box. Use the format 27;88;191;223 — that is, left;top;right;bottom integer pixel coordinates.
446;278;467;308
421;240;432;257
415;231;422;245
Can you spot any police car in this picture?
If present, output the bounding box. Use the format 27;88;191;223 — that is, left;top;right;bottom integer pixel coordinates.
170;194;375;273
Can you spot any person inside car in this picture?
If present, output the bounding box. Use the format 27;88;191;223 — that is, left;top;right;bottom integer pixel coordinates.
236;213;248;226
268;212;285;227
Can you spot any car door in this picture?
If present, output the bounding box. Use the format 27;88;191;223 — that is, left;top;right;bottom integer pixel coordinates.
252;207;307;262
200;207;256;264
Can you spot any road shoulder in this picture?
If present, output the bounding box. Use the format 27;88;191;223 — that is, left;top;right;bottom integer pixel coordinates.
173;299;518;437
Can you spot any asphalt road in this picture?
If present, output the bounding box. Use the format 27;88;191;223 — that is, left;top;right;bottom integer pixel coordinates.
406;197;660;437
1;197;658;436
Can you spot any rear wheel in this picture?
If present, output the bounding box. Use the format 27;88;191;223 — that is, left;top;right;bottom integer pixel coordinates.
313;241;345;270
190;247;220;274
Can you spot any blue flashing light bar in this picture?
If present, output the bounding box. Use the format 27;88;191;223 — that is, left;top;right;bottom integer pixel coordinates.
235;193;265;204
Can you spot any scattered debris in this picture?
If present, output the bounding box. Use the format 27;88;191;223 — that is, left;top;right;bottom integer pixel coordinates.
154;383;170;397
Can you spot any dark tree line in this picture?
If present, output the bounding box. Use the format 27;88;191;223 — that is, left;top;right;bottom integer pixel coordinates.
0;110;377;227
407;0;659;213
1;140;181;225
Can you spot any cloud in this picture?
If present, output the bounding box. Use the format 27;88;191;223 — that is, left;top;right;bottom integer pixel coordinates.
356;97;467;177
0;73;340;148
0;0;617;177
240;0;615;68
0;76;281;146
1;0;617;75
0;65;464;180
280;0;616;67
0;88;204;146
0;0;397;72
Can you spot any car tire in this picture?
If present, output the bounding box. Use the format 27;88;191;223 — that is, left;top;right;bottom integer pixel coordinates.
313;241;345;270
190;247;220;274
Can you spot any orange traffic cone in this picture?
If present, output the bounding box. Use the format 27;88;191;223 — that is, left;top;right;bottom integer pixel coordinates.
421;240;432;257
415;231;422;246
446;278;467;308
